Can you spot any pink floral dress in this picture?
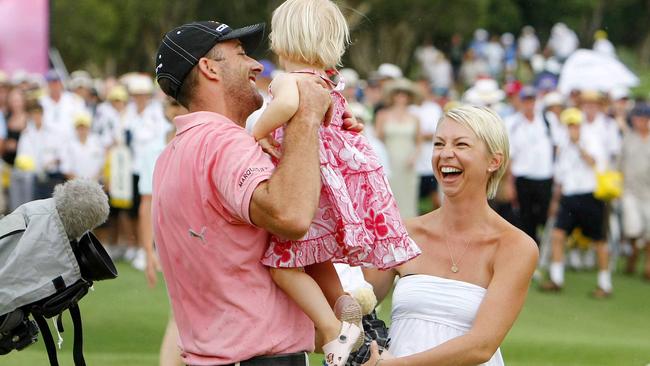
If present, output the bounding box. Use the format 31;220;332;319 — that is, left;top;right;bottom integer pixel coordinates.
261;71;421;269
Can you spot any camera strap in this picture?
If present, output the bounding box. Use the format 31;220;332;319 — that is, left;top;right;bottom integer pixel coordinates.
30;280;91;366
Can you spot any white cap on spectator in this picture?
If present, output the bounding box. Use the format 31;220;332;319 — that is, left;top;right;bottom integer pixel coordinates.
340;68;359;87
609;87;629;101
127;75;154;95
11;69;28;85
501;32;514;46
474;28;488;41
69;70;94;90
543;91;564;107
28;73;46;89
377;63;402;79
462;78;505;106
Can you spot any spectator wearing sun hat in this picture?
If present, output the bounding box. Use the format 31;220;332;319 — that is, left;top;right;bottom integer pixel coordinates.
60;111;105;181
578;90;621;167
541;107;613;297
93;85;130;149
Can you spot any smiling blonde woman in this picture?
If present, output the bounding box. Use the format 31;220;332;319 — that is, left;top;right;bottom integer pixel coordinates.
364;105;538;366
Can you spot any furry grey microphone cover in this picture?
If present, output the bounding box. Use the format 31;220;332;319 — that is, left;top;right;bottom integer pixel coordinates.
53;179;110;241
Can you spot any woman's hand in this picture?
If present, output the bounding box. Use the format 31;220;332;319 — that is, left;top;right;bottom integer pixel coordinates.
362;341;395;366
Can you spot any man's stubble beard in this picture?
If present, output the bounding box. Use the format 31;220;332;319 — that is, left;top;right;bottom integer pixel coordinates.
223;70;264;119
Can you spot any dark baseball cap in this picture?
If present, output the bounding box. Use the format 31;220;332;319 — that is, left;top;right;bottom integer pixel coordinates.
155;21;265;99
631;103;650;118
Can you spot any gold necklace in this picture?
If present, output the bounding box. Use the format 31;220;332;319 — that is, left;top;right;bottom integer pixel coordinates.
444;234;471;273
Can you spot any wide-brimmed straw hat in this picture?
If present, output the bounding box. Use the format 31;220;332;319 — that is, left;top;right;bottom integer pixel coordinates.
384;78;421;105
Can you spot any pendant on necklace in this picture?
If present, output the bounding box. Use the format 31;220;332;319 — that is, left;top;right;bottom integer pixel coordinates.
451;264;459;273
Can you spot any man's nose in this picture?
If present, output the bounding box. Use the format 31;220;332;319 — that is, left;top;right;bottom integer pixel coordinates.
250;58;263;74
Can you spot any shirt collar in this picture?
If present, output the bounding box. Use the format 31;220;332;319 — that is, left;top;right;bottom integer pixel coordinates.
173;111;239;136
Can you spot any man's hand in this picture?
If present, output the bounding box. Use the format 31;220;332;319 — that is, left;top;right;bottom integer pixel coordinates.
145;252;161;288
342;109;364;133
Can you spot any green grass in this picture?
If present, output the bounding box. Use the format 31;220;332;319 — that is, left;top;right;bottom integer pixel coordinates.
4;263;650;366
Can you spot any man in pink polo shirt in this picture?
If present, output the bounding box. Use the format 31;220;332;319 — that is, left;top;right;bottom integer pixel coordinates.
152;21;336;365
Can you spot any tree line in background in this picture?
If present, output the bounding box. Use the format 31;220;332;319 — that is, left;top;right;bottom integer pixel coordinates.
52;0;650;77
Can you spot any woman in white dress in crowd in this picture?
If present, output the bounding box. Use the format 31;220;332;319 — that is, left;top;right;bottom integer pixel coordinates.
374;78;422;219
363;105;538;366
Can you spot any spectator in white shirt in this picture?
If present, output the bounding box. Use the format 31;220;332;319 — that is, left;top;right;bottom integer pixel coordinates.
410;79;443;212
546;23;579;63
12;100;61;208
505;87;557;245
94;85;130;149
541;108;612;298
61;111;105;181
518;26;540;62
579;90;622;166
484;35;505;79
40;70;88;140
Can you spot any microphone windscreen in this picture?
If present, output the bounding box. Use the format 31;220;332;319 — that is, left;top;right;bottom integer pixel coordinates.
53;179;110;240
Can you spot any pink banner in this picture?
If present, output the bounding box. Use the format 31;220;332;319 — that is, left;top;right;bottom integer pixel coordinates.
0;0;49;75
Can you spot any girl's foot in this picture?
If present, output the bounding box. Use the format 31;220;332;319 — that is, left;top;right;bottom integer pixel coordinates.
322;321;362;366
333;294;364;350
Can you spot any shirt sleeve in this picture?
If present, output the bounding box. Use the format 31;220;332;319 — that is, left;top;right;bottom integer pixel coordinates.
206;125;275;225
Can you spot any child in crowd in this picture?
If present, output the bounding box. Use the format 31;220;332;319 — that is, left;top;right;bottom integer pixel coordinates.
61;112;105;181
252;1;421;365
542;107;612;297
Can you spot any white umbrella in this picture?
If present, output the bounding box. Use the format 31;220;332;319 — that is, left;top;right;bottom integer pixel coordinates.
557;49;639;94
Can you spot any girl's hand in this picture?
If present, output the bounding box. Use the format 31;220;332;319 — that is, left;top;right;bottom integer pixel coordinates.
259;135;282;160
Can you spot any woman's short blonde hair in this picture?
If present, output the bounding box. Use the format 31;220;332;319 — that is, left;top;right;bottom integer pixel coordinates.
444;105;510;199
270;0;350;68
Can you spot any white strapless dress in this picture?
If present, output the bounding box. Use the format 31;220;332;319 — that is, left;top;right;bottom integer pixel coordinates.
388;274;505;365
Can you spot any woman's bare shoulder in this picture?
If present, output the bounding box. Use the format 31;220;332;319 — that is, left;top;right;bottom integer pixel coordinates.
494;216;539;263
405;210;440;239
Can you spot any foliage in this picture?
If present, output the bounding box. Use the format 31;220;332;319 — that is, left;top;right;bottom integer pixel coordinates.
50;0;650;77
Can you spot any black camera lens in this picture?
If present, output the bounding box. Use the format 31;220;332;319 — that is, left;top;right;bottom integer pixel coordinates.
72;232;118;281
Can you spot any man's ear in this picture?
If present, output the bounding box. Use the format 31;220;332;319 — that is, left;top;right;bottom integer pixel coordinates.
197;58;220;82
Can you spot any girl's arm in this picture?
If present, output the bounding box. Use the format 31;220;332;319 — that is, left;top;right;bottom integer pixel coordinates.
367;231;538;366
251;73;300;141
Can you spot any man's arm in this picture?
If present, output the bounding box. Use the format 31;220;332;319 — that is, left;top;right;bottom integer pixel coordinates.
249;76;331;240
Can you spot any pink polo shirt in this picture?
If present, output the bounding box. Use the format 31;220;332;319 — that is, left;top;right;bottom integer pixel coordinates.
152;111;314;365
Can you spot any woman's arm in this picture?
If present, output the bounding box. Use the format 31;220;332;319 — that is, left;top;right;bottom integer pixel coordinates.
251;73;300;141
362;267;397;304
370;232;538;366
